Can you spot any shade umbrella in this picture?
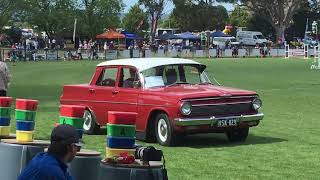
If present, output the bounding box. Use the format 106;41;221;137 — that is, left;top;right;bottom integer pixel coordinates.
96;29;126;50
177;32;200;40
211;31;229;37
96;29;125;39
121;31;143;40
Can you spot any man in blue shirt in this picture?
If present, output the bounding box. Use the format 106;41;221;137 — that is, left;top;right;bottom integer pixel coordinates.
18;124;82;180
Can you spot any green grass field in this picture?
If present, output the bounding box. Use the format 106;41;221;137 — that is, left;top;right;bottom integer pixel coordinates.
6;57;320;180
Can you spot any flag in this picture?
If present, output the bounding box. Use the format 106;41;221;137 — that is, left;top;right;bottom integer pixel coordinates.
73;18;77;42
304;18;309;39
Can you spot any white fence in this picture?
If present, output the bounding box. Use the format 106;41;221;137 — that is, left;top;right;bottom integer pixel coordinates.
3;47;316;61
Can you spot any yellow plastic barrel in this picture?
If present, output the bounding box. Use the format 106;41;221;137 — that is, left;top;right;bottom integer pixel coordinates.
0;126;10;136
105;147;135;158
16;130;33;142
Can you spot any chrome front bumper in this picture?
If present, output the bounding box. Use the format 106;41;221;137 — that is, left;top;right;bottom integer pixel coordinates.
174;113;264;126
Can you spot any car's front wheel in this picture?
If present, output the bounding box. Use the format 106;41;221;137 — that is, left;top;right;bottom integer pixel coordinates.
83;110;100;135
226;127;249;142
155;113;176;146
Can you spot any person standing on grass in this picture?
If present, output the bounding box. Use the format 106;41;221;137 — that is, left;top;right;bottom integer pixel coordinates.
18;125;82;180
0;59;10;96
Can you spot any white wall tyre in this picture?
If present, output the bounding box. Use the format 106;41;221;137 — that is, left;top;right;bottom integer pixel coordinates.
83;110;100;134
155;113;176;146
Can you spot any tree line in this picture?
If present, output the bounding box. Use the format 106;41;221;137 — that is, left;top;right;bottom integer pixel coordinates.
0;0;319;43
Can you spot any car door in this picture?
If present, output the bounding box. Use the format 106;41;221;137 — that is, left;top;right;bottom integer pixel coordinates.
111;66;139;115
88;66;119;125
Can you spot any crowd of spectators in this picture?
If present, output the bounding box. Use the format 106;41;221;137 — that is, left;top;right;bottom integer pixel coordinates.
1;35;280;61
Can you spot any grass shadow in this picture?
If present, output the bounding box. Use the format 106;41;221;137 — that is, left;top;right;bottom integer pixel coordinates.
174;133;287;148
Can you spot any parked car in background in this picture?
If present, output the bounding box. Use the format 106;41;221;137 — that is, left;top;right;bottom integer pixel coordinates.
212;36;239;48
236;31;268;46
60;58;264;146
303;37;318;48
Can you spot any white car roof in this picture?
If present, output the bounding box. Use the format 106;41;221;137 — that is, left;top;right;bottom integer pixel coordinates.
97;58;205;72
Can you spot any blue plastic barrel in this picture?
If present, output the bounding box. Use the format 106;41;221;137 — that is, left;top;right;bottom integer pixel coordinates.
0;117;10;126
16;121;35;131
106;136;135;149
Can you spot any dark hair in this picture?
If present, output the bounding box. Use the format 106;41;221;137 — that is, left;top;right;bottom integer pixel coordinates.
48;142;70;157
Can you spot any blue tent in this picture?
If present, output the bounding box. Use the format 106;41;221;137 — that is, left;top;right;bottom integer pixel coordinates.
121;31;143;40
211;31;229;37
177;32;200;40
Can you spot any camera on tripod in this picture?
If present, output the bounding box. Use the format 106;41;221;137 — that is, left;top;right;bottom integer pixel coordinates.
135;146;163;162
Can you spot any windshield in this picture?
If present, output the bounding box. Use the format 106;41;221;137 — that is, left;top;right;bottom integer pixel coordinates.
256;35;265;39
141;64;211;88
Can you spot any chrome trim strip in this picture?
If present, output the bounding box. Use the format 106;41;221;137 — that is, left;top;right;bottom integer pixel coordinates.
192;101;252;107
62;99;137;105
182;95;257;102
62;99;167;107
174;113;264;126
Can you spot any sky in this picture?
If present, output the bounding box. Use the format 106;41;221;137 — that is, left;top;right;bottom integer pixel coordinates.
122;0;234;13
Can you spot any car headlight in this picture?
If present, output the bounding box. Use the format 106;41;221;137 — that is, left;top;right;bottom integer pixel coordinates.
180;102;192;115
252;98;262;110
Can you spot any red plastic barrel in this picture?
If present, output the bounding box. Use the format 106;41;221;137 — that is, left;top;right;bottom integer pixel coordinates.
108;111;137;125
0;97;13;107
16;99;38;111
60;105;85;118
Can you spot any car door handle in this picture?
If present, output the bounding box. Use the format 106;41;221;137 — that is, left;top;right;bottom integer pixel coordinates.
112;90;119;94
89;89;95;93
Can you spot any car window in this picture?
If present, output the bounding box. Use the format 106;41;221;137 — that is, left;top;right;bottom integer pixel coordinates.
184;66;201;84
163;65;181;85
96;67;118;87
256;35;265;39
119;67;139;88
141;64;209;88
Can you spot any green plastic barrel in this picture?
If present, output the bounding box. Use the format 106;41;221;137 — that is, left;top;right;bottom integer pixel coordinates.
15;110;36;121
0;107;11;118
59;116;84;129
107;124;136;137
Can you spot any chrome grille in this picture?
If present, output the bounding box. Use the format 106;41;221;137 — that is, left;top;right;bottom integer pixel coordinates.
186;96;257;117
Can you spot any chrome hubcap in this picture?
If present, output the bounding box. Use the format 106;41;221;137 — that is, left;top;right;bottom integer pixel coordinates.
157;118;168;142
83;110;92;131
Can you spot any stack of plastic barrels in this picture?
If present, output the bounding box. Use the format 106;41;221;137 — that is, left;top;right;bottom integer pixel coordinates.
0;97;13;137
59;105;85;139
15;99;38;142
106;111;137;160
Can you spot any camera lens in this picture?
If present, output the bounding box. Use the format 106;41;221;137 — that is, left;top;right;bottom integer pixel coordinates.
135;145;144;159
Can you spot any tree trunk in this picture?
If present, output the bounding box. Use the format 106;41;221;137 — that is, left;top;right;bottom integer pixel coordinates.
275;24;286;44
150;17;158;43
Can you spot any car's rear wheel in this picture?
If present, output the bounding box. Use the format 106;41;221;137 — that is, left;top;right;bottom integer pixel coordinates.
155;113;176;146
226;127;249;142
83;110;100;135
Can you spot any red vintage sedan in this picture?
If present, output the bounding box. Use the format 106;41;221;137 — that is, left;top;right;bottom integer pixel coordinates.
60;58;264;146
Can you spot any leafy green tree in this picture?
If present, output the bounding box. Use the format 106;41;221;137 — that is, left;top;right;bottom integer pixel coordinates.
227;0;306;41
286;0;313;41
228;5;249;28
247;14;275;41
122;4;149;36
139;0;171;42
21;0;76;39
76;0;123;39
158;13;179;28
0;0;18;33
171;1;228;31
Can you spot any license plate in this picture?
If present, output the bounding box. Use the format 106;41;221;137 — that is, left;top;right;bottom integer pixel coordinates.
217;118;238;127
